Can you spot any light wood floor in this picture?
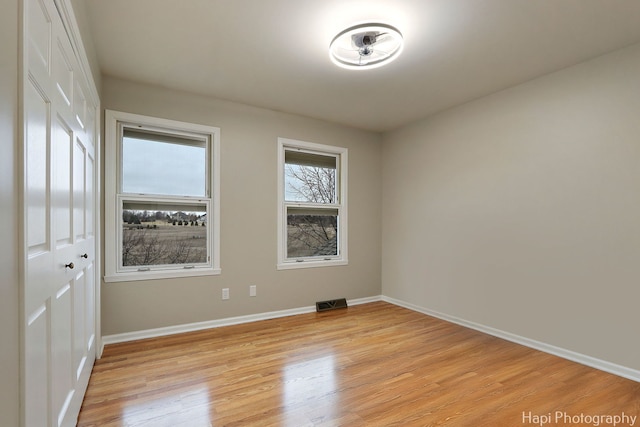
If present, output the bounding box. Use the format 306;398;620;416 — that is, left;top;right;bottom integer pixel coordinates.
78;302;639;426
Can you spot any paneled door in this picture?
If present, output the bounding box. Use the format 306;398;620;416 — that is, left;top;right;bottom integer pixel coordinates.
22;0;99;425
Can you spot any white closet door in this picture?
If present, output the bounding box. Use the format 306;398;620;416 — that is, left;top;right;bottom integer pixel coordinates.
23;0;98;425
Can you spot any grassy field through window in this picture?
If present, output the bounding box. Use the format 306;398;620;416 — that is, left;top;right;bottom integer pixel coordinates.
122;216;207;266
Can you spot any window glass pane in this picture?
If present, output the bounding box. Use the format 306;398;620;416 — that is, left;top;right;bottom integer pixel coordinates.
122;133;206;197
287;207;338;258
285;154;337;203
122;201;207;267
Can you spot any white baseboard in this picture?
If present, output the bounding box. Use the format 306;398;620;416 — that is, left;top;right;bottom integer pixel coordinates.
381;295;640;383
99;293;639;384
100;295;382;354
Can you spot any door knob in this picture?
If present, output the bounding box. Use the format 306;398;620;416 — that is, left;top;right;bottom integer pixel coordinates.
65;262;75;269
81;253;88;259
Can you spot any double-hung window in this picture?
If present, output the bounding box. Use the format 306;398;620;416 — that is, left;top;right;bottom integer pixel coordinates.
277;138;348;269
104;110;220;282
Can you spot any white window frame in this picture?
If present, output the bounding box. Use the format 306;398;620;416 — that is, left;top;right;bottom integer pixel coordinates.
104;110;221;282
277;137;348;270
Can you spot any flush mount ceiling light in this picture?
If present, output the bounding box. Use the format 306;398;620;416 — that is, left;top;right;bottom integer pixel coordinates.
329;23;404;70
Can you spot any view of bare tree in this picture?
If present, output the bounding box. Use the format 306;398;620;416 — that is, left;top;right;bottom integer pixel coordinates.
165;238;193;264
122;229;165;266
285;164;338;258
287;214;337;257
285;164;336;203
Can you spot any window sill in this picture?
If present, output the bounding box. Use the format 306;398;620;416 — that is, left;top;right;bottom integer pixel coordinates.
104;267;221;283
277;259;348;271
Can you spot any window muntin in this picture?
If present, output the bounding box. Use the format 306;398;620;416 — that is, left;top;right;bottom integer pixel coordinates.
278;138;347;269
105;110;220;282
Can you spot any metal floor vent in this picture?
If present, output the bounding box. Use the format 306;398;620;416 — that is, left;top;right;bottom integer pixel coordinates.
316;298;348;312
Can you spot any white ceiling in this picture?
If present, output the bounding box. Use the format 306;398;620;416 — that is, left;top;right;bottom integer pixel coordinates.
83;0;640;132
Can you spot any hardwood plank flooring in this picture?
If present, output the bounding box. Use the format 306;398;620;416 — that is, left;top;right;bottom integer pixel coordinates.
78;302;640;426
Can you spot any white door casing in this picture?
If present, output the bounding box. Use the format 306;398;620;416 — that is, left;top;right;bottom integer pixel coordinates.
22;0;100;425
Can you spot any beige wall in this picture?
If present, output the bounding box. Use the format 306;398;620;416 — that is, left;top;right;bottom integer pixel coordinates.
101;77;382;335
0;0;20;425
382;43;640;371
70;0;101;91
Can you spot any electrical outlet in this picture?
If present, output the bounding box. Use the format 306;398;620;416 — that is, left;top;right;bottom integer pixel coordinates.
249;285;256;297
222;288;229;300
